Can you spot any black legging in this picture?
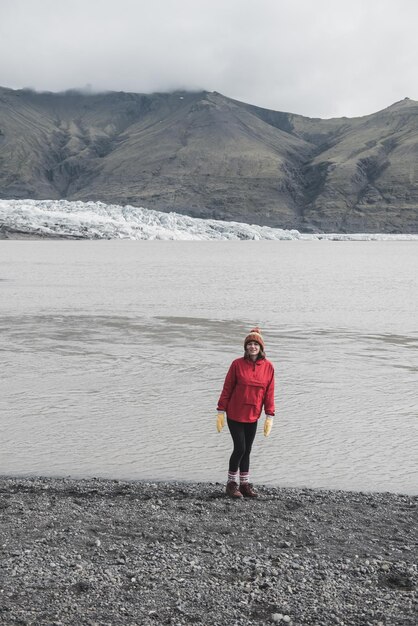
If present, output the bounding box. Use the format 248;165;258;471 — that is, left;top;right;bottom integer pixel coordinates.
227;418;258;473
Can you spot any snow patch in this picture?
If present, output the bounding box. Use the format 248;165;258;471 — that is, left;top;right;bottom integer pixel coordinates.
1;199;417;241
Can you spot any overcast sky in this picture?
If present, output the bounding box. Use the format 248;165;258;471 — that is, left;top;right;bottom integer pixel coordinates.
0;0;417;119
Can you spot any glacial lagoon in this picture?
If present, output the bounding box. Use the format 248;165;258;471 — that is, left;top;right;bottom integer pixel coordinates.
1;239;417;494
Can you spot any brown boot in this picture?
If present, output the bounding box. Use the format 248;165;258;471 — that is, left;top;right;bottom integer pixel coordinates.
239;483;258;498
226;481;243;498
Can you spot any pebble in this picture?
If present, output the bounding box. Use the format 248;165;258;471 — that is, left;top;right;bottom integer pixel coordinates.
0;476;416;626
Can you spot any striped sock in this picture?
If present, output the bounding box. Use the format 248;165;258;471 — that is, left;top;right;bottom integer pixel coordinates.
228;471;239;484
240;472;250;484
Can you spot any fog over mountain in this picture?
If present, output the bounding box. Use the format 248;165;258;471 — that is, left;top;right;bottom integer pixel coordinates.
1;86;418;233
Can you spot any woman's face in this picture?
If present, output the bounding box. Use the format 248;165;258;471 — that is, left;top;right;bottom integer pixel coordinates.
246;341;260;359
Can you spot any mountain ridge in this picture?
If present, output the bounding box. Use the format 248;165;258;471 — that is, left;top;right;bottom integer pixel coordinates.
1;86;417;232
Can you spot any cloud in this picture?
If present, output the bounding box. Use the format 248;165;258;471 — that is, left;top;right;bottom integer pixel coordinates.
0;0;417;118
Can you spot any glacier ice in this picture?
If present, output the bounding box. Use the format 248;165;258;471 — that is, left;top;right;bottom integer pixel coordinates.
0;199;417;241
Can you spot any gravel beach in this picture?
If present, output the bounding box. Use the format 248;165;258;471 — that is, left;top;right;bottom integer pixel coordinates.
0;477;416;626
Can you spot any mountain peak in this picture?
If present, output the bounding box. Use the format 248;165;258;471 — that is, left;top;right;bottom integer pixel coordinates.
383;96;418;110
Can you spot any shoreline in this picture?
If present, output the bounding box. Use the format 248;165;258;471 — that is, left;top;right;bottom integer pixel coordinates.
2;472;417;497
1;476;417;625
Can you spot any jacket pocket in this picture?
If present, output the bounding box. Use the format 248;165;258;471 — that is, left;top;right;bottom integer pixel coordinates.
242;384;264;407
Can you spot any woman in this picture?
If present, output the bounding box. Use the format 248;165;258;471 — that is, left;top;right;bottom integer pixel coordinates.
216;328;275;498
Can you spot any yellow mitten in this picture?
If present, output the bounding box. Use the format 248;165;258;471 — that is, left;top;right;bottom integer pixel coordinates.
216;411;226;433
264;416;273;437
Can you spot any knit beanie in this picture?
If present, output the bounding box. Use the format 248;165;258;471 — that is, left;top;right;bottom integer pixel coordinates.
244;327;265;350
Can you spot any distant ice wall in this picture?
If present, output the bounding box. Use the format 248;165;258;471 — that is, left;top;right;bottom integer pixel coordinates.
1;199;417;240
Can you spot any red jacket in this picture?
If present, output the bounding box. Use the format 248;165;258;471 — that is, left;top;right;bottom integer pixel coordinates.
217;356;275;423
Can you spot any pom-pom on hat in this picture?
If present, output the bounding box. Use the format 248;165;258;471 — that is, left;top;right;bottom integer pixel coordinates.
244;327;265;350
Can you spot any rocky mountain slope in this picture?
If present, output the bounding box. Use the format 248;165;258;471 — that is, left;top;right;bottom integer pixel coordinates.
1;86;417;232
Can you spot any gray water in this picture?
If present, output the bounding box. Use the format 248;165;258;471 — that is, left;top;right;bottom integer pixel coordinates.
1;240;417;494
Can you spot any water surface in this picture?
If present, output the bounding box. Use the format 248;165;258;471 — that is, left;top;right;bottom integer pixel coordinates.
1;241;417;494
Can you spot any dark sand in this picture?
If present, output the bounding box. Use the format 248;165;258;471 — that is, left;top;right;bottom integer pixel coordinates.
0;477;416;625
